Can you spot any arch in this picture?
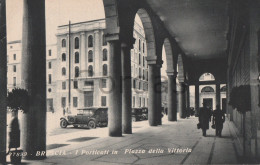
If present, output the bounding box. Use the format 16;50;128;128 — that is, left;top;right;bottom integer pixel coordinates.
74;37;79;49
88;65;93;77
163;38;175;74
220;85;227;92
88;50;93;62
62;39;66;47
201;86;215;93
135;9;156;58
62;67;66;76
88;35;93;47
177;54;184;82
75;52;79;63
103;49;107;61
75;66;79;78
62;53;66;61
103;64;108;76
199;73;215;81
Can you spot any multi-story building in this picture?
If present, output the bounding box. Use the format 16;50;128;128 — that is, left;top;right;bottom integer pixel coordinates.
55;19;148;115
7;41;57;112
7;19;148;116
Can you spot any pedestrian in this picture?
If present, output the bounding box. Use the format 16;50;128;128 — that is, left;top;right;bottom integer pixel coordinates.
198;104;212;137
213;105;225;137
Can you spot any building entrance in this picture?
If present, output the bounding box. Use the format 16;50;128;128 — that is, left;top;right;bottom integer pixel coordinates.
203;98;213;110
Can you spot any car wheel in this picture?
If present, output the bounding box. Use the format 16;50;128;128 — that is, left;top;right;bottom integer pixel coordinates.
88;120;96;129
60;119;67;128
132;117;136;122
73;125;78;128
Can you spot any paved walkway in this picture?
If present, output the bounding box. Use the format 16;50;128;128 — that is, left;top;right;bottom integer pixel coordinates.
18;116;243;164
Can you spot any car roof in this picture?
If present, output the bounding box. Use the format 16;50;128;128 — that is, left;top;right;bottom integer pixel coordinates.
77;107;108;110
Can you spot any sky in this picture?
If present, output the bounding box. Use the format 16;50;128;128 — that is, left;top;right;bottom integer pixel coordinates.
6;0;168;78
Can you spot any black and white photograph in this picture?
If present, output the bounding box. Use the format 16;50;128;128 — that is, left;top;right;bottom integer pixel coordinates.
0;0;260;164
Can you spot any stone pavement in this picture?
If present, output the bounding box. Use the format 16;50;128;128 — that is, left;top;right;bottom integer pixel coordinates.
18;116;244;164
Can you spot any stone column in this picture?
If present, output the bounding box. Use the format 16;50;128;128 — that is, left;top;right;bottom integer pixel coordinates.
216;83;221;108
186;85;190;113
195;83;200;116
121;39;134;134
155;64;162;125
80;32;86;77
147;56;158;126
178;82;186;118
167;71;177;121
107;34;122;136
94;30;100;76
0;0;7;163
20;0;46;159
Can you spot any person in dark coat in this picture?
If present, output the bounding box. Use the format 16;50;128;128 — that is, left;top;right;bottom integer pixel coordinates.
213;105;225;137
199;104;212;137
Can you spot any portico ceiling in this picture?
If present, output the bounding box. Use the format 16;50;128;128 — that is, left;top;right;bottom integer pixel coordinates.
146;0;229;59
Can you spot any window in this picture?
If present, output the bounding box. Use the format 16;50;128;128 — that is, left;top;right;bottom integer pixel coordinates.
62;67;66;76
101;96;106;106
139;39;141;51
49;49;52;56
143;56;145;67
75;52;79;63
139;68;141;79
74;81;78;89
88;35;93;47
139;53;141;65
84;81;93;86
143;42;145;53
133;79;136;88
73;97;78;107
88;50;93;62
13;54;16;60
48;62;52;69
139;81;141;90
143;69;145;80
84;91;93;107
74;37;79;49
13;77;16;87
13;65;16;72
48;74;52;84
133;96;135;107
102;34;107;46
61;97;66;108
62;53;66;61
103;49;107;61
103;64;108;76
75;67;79;78
88;65;93;77
62;39;66;47
47;99;53;112
101;79;106;88
139;97;142;107
62;82;66;90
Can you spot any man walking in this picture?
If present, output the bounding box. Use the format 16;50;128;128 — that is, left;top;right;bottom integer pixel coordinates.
213;105;225;137
199;104;212;137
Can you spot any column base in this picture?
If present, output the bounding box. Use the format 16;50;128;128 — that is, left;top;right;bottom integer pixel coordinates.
109;131;122;137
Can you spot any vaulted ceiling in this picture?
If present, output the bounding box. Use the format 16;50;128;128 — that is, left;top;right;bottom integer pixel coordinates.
146;0;229;60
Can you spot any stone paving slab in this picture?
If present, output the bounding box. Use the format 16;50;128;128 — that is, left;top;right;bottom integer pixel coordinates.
16;116;243;164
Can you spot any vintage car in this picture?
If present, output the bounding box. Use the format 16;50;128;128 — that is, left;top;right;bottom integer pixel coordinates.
132;108;143;122
141;107;148;120
60;107;108;128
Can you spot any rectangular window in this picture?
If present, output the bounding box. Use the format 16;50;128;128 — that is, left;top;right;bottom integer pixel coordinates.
48;74;52;84
139;97;142;107
61;97;66;108
101;96;106;106
49;49;52;56
84;81;94;86
74;81;78;89
84;91;93;107
47;99;54;112
133;96;135;107
48;62;52;69
13;77;16;87
13;54;16;60
13;65;16;72
62;81;66;90
102;79;106;88
73;97;78;107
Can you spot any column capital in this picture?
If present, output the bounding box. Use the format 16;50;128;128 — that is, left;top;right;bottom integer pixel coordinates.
167;70;178;78
146;56;163;67
105;33;120;42
121;37;136;49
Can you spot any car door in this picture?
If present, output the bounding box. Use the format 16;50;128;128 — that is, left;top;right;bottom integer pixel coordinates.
81;110;90;124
